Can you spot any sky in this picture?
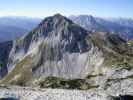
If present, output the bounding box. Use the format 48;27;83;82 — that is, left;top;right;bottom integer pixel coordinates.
0;0;133;18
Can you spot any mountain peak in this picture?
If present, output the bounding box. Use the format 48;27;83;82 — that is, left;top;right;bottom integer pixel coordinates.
39;13;73;27
53;13;64;17
1;14;133;96
45;14;89;51
8;14;90;67
6;14;92;82
33;14;89;44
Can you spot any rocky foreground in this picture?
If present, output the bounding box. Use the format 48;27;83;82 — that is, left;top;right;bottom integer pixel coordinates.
0;86;117;100
0;85;133;100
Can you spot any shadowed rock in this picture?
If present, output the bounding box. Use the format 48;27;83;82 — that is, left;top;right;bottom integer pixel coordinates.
0;97;18;100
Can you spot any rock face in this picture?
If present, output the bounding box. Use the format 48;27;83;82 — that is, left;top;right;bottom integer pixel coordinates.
6;14;104;81
0;14;133;100
0;41;12;78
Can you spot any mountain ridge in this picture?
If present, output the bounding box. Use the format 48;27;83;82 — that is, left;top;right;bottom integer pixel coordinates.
0;15;133;42
0;14;96;83
69;15;133;41
0;14;132;100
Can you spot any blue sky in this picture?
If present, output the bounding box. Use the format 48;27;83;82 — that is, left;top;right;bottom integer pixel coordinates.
0;0;132;18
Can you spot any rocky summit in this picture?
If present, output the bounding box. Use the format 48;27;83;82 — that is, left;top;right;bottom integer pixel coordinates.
0;14;133;100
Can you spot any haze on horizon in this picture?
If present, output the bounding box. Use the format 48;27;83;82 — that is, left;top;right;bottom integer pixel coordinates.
0;0;133;18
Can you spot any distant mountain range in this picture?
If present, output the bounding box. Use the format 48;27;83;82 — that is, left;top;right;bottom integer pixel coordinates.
0;15;133;42
69;15;133;41
0;17;41;42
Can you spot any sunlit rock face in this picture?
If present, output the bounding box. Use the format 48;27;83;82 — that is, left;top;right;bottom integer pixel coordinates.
7;14;104;80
